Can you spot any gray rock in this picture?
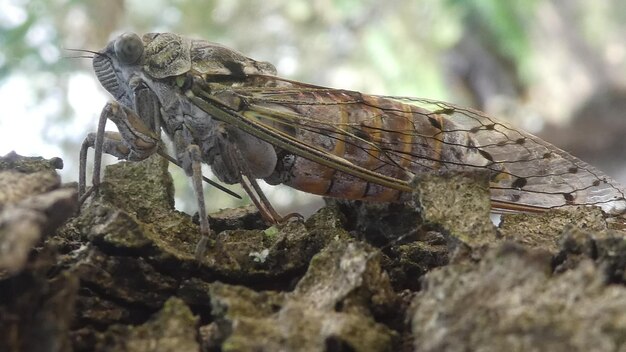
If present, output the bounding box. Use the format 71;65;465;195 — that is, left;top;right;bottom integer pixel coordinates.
95;297;199;352
411;243;626;352
199;240;398;352
0;152;77;352
413;170;496;248
6;150;626;352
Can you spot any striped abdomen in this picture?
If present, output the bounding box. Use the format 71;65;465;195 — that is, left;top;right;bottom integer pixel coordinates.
256;90;490;202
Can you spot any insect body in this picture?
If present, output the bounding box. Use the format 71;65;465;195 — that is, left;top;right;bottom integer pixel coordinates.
80;32;626;259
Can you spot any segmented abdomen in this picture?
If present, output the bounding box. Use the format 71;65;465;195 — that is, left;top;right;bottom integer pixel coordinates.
263;92;480;201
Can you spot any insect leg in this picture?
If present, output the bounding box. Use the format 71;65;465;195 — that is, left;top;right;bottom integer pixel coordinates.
227;140;302;224
156;149;241;200
239;175;281;224
79;103;109;199
209;123;289;223
79;131;131;199
172;129;213;260
79;101;160;202
188;144;212;260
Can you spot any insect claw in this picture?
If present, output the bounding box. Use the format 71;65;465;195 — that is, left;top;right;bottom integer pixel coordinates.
78;185;97;206
194;234;210;261
279;212;304;222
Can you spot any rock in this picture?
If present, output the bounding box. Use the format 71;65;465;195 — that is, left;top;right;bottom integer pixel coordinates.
72;248;178;308
330;200;422;246
411;242;626;352
499;205;607;253
72;155;338;282
7;150;626;352
199;240;399;352
0;150;63;173
556;227;626;283
0;152;77;352
0;152;76;276
206;204;267;232
412;170;497;248
94;297;198;352
0;188;77;275
59;154;367;350
0;169;60;205
0;272;78;352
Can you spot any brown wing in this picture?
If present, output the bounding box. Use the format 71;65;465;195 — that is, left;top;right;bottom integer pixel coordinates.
202;74;626;218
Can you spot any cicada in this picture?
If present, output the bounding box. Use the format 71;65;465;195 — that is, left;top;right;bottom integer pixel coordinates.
79;32;626;259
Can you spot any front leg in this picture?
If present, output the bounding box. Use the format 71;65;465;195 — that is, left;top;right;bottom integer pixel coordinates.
79;101;160;200
79;131;130;197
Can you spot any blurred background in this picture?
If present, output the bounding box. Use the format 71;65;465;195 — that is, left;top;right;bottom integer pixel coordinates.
1;0;625;216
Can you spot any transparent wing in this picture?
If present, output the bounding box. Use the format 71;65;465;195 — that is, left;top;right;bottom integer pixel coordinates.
195;74;626;219
388;97;626;215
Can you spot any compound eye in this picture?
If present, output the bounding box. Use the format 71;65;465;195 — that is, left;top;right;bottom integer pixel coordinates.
114;33;143;64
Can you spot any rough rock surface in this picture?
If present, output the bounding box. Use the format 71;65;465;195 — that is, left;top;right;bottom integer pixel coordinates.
411;243;626;352
0;152;77;352
2;151;626;352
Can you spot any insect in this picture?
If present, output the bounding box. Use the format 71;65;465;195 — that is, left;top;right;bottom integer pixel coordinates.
78;32;626;259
